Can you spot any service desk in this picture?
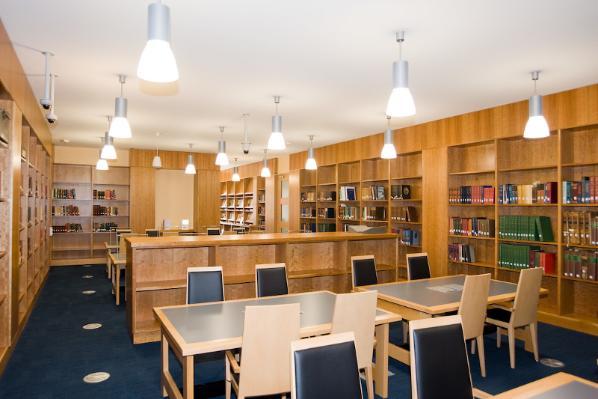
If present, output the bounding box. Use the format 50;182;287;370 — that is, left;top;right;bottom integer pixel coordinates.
125;232;398;343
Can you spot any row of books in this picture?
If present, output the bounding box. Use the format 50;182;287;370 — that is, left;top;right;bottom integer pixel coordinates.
362;206;386;221
338;205;358;220
93;205;119;216
498;215;554;242
563;177;598;204
52;223;83;233
339;186;357;201
93;222;119;232
301;191;316;202
563;211;598;246
448;243;476;263
52;205;80;216
498;182;558;204
53;188;76;199
319;191;336;201
318;207;336;219
362;185;386;201
300;207;316;218
301;222;316;233
563;249;597;280
390;185;411;200
498;243;556;274
449;186;495;204
391;206;418;222
317;223;337;232
449;217;495;237
391;228;420;246
93;189;117;200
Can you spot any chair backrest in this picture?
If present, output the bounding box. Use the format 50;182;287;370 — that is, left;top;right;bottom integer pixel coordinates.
331;291;377;369
291;332;362;399
238;303;300;398
350;255;378;288
186;266;224;304
409;315;473;399
512;267;544;327
458;273;491;340
207;227;220;235
255;263;289;297
145;229;160;237
406;253;431;280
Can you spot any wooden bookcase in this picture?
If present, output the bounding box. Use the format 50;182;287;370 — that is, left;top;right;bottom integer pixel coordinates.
219;176;265;232
51;164;130;265
0;102;12;361
445;127;598;328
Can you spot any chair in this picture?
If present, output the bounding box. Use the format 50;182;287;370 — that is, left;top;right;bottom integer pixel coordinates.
291;332;363;399
486;267;543;369
406;253;431;280
186;266;225;304
409;315;490;399
207;227;221;236
145;229;160;237
458;273;491;377
225;303;300;399
110;232;143;305
351;255;378;289
255;263;289;297
331;291;377;399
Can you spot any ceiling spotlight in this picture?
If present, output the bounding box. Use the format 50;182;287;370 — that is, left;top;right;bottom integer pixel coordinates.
386;31;416;118
523;71;550;139
267;96;286;150
137;0;179;83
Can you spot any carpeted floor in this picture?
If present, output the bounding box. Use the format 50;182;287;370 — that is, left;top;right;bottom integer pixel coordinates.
0;265;597;398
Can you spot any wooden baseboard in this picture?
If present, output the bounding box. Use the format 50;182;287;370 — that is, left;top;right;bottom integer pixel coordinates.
50;257;104;267
538;311;598;336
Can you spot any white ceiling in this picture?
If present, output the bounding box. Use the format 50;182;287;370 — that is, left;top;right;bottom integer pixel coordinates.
1;0;597;166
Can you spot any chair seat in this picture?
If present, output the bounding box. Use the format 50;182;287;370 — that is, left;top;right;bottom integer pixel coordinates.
486;307;512;323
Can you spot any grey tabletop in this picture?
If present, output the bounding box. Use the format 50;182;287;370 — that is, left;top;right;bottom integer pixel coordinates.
162;291;388;344
366;275;517;308
528;381;598;399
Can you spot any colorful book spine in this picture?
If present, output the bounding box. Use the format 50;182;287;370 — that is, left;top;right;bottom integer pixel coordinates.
449;217;495;237
449;186;495;204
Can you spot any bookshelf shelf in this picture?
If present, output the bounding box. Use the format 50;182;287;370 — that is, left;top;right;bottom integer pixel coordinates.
449;260;495;269
448;170;495;176
391;220;422;225
498;165;557;173
448;234;495;241
561;276;598;285
498;239;558;245
497;266;558;278
563;243;598;250
391;175;422;180
561;203;598;207
499;204;558;207
561;161;598;168
449;204;495;207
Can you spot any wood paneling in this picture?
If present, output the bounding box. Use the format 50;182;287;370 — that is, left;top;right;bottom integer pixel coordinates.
129;149;218;170
194;169;220;229
220;158;278;181
130;167;155;232
0;21;53;155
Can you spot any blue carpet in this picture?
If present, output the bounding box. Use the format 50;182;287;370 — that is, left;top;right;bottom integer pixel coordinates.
0;265;597;398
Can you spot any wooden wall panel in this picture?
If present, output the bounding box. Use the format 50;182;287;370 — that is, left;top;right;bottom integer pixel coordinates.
130;167;155;232
129;149;217;170
9;101;22;337
194;169;220;229
0;21;53;154
219;158;278;181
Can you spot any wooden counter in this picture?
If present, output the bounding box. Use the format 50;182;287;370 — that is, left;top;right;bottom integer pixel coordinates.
125;232;399;343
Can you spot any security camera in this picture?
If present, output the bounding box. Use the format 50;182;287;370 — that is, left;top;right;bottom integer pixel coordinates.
40;98;52;110
243;149;249;155
46;111;58;124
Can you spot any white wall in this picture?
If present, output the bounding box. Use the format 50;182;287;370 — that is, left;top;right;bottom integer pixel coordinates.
154;169;194;229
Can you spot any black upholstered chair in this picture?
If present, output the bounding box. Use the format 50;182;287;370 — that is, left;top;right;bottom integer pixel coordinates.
291;332;362;399
186;266;225;304
409;315;490;399
207;227;221;235
406;252;431;280
350;255;378;289
145;229;160;237
255;263;289;297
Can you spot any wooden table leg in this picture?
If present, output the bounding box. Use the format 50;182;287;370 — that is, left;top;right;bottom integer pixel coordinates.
161;333;169;397
374;323;389;398
115;264;120;306
183;354;194;399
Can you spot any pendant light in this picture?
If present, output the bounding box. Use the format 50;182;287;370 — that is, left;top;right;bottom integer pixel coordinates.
215;126;229;166
184;143;196;175
152;132;162;168
523;71;550;139
305;135;318;170
137;0;179;83
39;51;53;109
267;96;286;150
101;117;117;160
260;149;271;178
241;113;251;154
109;75;132;138
380;115;397;159
96;147;109;171
231;158;240;182
386;31;416;118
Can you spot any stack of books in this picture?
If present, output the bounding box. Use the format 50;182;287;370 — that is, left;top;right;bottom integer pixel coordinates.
318;207;336;219
318;190;336;201
362;206;386;221
93;189;117;200
563;211;598;245
52;223;83;233
390;185;411;199
339;186;357;201
498;182;557;204
300;207;316;218
300;222;316;233
448;243;476;263
498;215;554;242
449;217;495;237
301;191;316;202
392;228;420;246
449;186;495;204
391;206;418;222
362;185;386;201
52;205;80;216
317;223;336;232
93;205;119;216
338;205;358;220
563;249;597;280
563;176;598;204
498;243;556;273
53;188;76;199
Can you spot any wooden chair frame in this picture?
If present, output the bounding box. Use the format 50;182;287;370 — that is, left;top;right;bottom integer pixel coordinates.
350;255;377;290
405;252;430;280
185;266;225;305
255;263;289;297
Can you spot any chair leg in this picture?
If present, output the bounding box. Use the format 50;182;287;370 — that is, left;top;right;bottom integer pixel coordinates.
225;355;231;399
402;321;409;344
476;335;486;378
508;326;516;369
364;366;374;399
471;339;476;355
496;327;502;348
529;322;539;362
